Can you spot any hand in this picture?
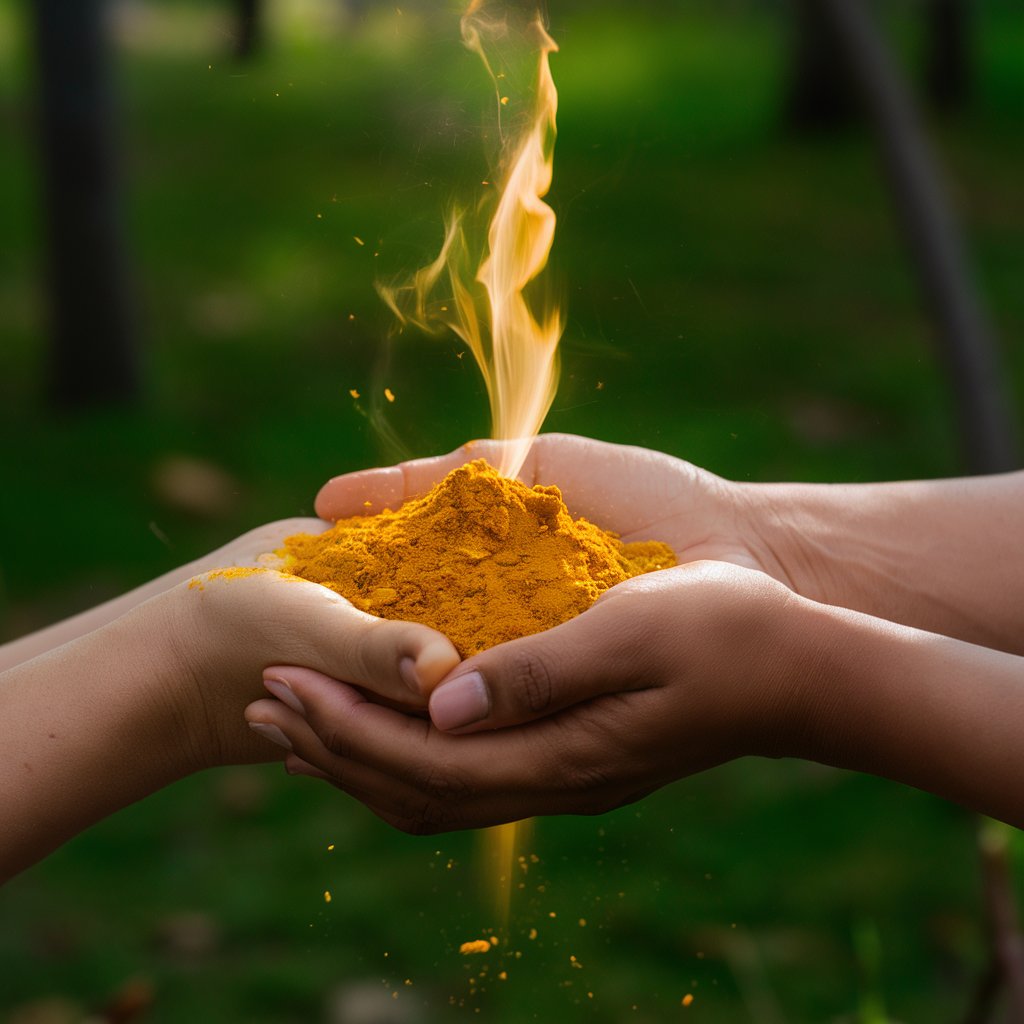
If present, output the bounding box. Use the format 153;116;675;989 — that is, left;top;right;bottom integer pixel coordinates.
161;519;461;770
243;562;806;832
314;434;797;586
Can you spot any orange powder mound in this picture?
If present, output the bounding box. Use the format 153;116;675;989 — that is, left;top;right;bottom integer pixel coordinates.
280;459;676;657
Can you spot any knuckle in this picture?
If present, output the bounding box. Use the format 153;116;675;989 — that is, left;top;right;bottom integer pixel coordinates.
317;726;352;761
509;650;555;715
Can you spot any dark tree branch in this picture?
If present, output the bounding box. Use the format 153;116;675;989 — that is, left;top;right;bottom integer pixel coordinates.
820;0;1017;474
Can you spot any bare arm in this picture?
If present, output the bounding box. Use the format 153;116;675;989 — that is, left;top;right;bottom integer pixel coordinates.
0;520;315;671
0;596;193;879
793;594;1024;825
0;529;459;883
744;471;1024;655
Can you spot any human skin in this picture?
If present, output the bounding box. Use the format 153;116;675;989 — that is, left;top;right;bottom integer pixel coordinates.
0;521;458;883
244;434;1024;831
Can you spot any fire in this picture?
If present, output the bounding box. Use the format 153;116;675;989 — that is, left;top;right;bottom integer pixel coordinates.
377;0;563;932
378;1;562;480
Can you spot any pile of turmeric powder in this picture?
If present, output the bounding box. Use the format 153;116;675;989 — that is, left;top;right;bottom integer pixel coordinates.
280;459;676;657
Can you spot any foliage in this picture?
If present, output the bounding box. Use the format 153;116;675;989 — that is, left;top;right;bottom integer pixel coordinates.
0;2;1022;1021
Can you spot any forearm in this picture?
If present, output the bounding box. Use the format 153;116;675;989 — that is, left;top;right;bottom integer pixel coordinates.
0;559;209;671
0;521;296;671
793;598;1024;828
0;598;197;882
742;471;1024;653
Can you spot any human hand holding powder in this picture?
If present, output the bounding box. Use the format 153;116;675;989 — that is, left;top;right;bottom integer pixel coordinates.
316;433;1024;653
249;436;1024;830
246;557;1024;831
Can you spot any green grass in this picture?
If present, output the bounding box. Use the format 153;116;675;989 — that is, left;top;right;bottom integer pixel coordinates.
1;2;1022;1021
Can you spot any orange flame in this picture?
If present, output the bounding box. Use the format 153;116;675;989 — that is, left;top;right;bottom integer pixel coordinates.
378;3;561;479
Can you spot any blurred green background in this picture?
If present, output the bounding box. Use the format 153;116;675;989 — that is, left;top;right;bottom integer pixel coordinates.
1;1;1022;1021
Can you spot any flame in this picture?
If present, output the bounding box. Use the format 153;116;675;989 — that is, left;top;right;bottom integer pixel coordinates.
379;1;560;924
378;2;562;479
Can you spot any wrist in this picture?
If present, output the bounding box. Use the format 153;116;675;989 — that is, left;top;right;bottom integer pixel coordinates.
733;583;834;763
114;587;215;778
773;596;916;775
732;479;891;616
160;577;272;771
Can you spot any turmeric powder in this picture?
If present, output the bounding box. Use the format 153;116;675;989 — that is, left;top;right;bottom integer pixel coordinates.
281;459;675;657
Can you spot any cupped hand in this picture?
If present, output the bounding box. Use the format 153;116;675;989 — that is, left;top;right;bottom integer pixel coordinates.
243;561;809;833
315;434;794;584
163;519;460;770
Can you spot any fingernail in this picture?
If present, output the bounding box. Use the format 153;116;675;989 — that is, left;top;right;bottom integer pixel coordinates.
399;656;420;693
248;722;293;750
429;671;489;731
264;675;306;715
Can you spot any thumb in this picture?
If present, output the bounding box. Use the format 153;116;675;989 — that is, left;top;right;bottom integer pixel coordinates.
427;595;655;733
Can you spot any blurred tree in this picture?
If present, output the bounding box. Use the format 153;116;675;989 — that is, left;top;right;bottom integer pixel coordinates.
30;0;139;409
924;0;972;112
817;0;1016;474
234;0;262;60
785;0;859;132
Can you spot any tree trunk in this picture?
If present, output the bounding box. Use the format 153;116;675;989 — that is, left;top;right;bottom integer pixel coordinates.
925;0;972;112
785;0;859;132
31;0;140;409
235;0;262;60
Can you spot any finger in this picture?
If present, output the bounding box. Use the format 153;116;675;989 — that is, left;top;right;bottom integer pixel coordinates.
530;435;696;539
428;585;659;733
201;517;330;570
315;434;689;543
247;696;429;807
247;691;511;831
191;571;461;703
284;754;331;781
314;440;521;519
250;673;566;798
247;688;630;832
263;580;461;701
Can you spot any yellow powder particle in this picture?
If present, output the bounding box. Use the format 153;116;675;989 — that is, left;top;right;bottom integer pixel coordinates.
281;460;675;657
188;566;274;590
460;940;491;955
